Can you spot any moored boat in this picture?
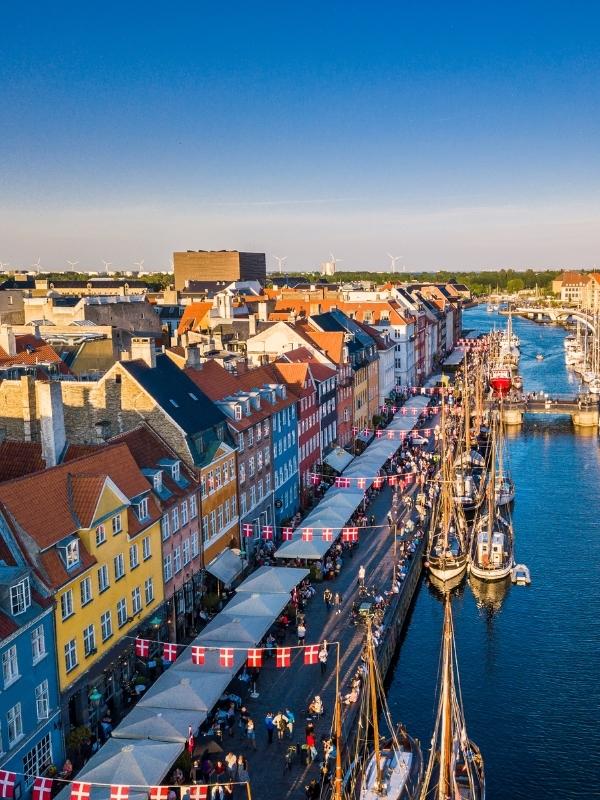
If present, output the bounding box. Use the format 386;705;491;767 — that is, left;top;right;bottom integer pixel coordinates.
511;563;531;585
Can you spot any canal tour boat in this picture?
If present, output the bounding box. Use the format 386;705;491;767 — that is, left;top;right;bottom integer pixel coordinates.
419;596;485;800
346;617;423;800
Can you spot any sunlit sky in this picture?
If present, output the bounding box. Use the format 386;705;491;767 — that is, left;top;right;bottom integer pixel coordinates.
1;1;599;272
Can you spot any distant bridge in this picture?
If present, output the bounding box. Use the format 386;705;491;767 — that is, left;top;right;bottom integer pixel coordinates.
501;306;596;333
491;394;600;427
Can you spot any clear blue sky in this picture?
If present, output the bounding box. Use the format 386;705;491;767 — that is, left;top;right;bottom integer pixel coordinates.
1;1;599;271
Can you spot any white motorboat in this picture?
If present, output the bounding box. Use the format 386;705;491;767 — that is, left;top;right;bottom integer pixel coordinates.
511;564;531;585
535;353;544;361
495;474;515;506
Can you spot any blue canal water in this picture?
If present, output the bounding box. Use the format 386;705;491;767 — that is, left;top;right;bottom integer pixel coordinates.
387;305;600;800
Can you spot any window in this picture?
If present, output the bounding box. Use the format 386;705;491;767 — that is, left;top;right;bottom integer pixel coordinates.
234;404;242;420
61;590;74;620
217;505;224;532
96;525;106;546
191;531;199;558
129;543;139;570
117;598;128;628
240;492;247;516
173;547;182;574
112;514;122;535
161;514;170;540
181;500;188;525
256;423;262;442
10;578;31;615
264;419;270;436
142;536;151;560
98;564;109;593
232;495;237;518
183;538;191;565
258;479;263;500
114;553;125;581
23;733;52;785
65;540;79;568
101;610;113;642
171;462;180;482
31;625;46;664
131;586;142;615
189;494;198;519
163;554;172;582
266;473;271;493
80;577;93;607
172;506;180;531
209;510;216;536
238;431;244;452
7;703;23;746
144;577;154;605
239;464;246;484
35;680;50;720
214;468;222;489
250;485;256;509
248;427;254;447
248;457;255;478
64;639;77;673
83;624;96;656
223;462;229;483
136;497;149;521
2;646;19;686
264;446;270;465
257;451;263;470
202;516;209;542
224;498;231;525
153;471;163;492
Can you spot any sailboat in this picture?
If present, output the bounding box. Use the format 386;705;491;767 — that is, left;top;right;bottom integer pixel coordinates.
419;596;485;800
494;413;515;507
453;374;487;518
350;617;423;799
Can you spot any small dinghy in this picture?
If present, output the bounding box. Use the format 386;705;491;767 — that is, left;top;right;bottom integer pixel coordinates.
511;564;531;585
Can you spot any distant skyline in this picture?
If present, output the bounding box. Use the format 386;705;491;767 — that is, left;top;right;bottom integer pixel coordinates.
1;2;599;271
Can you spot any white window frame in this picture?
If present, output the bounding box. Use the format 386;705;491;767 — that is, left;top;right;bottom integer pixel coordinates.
129;543;139;570
142;536;151;560
112;514;122;535
35;680;50;721
83;624;96;657
189;494;198;519
7;702;23;746
65;540;79;568
31;625;46;664
98;564;109;593
116;598;128;628
2;646;19;687
64;639;77;673
181;500;189;526
131;586;142;614
161;513;170;540
144;577;154;605
96;524;106;546
80;576;93;607
114;553;125;581
10;578;31;615
101;610;113;642
60;590;74;620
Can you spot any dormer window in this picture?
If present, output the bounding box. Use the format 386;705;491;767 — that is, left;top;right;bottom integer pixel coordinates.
65;540;80;569
234;404;242;420
253;396;261;411
171;462;180;482
10;578;31;616
136;497;149;521
153;472;163;492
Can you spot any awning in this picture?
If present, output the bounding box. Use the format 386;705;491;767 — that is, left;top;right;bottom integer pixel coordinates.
323;447;354;473
356;430;373;443
236;565;309;594
138;669;231;712
205;548;244;587
196;614;272;646
443;348;466;367
112;707;198;743
223;592;289;618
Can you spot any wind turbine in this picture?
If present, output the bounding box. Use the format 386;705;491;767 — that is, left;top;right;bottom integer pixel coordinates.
66;260;79;271
133;259;144;272
32;257;41;273
273;255;287;274
330;252;343;269
102;260;112;274
387;253;402;274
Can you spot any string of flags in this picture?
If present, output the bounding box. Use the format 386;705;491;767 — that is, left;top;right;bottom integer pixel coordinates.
351;425;435;440
242;522;362;541
378;404;441;415
134;637;333;668
0;769;249;800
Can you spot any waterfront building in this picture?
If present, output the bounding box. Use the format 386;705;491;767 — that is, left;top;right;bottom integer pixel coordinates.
0;551;64;795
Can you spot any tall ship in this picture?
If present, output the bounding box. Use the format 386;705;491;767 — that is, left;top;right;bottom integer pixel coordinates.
453;376;487;517
419;596;485;800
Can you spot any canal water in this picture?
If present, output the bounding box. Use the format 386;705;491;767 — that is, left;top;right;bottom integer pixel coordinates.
387;305;600;800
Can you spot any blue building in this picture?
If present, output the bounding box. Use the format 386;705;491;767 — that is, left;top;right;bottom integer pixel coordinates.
0;545;64;795
271;386;300;527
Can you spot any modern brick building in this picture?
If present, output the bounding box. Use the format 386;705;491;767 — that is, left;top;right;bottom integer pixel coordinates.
173;251;266;290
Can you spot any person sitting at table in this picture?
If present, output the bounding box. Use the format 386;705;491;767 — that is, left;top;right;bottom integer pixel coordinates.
308;695;324;717
343;686;360;705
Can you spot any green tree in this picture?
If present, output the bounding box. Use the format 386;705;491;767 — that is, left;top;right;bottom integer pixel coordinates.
506;278;525;293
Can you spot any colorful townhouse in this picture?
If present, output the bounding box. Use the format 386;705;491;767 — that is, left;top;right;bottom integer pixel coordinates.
0;445;164;742
0;546;64;796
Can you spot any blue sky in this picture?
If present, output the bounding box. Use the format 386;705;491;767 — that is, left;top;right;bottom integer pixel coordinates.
1;1;599;271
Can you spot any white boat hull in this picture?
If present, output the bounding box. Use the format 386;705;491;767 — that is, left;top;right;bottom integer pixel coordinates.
469;561;513;581
427;558;467;582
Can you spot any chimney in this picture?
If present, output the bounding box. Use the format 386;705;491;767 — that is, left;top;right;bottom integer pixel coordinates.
309;303;321;316
185;343;202;369
0;325;16;356
257;301;269;322
248;314;257;336
130;337;156;368
36;381;66;467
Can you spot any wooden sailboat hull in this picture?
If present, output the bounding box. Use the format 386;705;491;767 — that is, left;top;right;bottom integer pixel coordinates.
427;552;468;582
359;729;423;800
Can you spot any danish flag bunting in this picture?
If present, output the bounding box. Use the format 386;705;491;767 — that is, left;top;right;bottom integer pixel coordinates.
0;772;16;799
352;426;358;435
163;642;178;662
220;648;234;668
187;725;195;754
149;788;170;800
261;525;273;541
335;477;350;488
282;527;293;541
402;407;407;416
375;429;383;438
243;523;254;538
304;644;319;665
71;783;91;800
342;527;359;543
135;637;150;658
191;645;205;666
276;647;291;668
310;473;320;486
321;527;333;542
247;648;263;668
357;478;366;489
301;528;313;542
373;476;384;489
32;779;53;800
387;430;395;439
392;406;398;413
189;788;208;800
388;475;397;486
110;787;129;800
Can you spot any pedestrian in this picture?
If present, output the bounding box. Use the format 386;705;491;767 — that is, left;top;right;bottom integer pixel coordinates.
246;718;257;750
297;621;306;646
333;591;342;614
226;704;236;737
323;587;333;610
318;646;328;675
273;710;289;741
239;706;249;734
306;731;317;761
285;708;295;738
264;712;275;745
225;752;237;779
235;755;250;783
358;565;366;588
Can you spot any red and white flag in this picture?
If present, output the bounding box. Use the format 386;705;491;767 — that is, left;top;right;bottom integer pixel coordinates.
335;477;350;488
357;478;366;489
392;406;398;413
373;476;384;489
191;646;205;666
352;426;358;435
282;527;293;541
110;787;129;800
243;523;254;538
310;473;320;485
0;772;16;799
220;648;234;668
276;647;291;668
247;648;262;668
321;527;333;542
71;783;91;800
301;528;313;542
304;645;319;665
187;725;195;754
261;525;273;540
163;642;178;662
387;430;395;439
402;407;407;416
135;638;149;658
149;788;169;800
388;475;397;486
32;779;53;800
189;788;208;800
375;430;383;438
342;527;359;543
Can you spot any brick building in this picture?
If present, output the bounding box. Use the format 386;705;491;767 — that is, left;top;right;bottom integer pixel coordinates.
173;251;266;291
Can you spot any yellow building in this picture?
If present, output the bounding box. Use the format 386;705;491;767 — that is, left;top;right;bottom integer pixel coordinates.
0;443;164;736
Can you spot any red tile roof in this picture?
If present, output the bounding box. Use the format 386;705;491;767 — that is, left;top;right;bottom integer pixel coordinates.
177;302;213;335
0;441;46;481
0;334;71;374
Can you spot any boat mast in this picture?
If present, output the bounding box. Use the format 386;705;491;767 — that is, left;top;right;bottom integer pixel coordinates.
366;616;384;793
438;595;454;800
463;354;471;449
333;690;343;800
487;419;496;539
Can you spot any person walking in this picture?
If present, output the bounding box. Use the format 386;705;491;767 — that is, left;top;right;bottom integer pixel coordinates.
323;587;333;610
297;621;306;646
285;708;295;739
264;712;275;745
246;717;257;750
274;710;289;741
318;646;328;675
358;564;366;588
333;591;342;615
